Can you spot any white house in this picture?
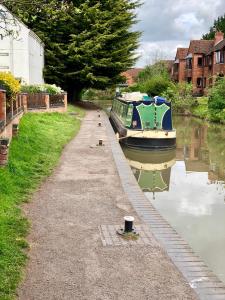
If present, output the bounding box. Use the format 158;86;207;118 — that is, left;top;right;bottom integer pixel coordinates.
0;5;44;84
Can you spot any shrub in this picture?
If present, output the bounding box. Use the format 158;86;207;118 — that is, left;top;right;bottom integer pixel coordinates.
21;84;63;95
0;72;20;103
208;78;225;122
140;75;170;97
162;82;195;112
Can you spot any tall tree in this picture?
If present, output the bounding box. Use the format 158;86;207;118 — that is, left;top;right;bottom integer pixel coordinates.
203;15;225;40
3;0;141;101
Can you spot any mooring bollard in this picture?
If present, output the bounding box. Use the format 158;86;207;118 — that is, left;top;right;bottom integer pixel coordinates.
98;122;102;127
98;139;103;146
124;216;134;232
98;114;100;118
117;215;139;238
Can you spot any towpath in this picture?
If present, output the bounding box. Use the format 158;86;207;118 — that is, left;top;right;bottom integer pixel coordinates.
18;106;198;300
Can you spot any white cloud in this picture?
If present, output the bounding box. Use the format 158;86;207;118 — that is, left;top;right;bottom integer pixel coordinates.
134;0;225;67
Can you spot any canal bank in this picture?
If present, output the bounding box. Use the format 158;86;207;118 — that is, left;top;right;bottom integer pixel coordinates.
18;106;220;299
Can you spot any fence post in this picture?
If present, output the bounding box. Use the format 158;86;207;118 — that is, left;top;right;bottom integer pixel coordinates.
44;93;50;110
0;90;6;126
21;93;28;113
63;93;68;111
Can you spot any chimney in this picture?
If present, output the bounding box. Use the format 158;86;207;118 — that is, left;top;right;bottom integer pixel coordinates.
214;31;224;45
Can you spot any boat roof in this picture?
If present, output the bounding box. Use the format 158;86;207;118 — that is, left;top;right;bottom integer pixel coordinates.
119;92;149;102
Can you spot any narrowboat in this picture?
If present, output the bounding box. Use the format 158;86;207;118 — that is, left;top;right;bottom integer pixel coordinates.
110;92;176;150
123;147;176;197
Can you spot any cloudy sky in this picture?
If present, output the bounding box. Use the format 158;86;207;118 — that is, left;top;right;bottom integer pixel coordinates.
135;0;225;67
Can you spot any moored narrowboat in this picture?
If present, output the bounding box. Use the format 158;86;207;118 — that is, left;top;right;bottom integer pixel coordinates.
109;92;176;150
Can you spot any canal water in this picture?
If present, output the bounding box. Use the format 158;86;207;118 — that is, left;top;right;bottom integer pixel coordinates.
123;116;225;284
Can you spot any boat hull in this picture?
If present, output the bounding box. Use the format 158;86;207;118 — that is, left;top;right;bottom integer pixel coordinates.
121;136;176;150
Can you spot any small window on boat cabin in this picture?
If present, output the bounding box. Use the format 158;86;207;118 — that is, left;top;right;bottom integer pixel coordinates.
197;57;203;67
196;77;202;88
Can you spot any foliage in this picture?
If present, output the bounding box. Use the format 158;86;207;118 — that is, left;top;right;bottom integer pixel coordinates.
0;106;84;299
162;82;195;112
82;88;114;101
139;75;170;97
125;61;171;96
5;0;141;101
137;61;170;83
208;78;225;122
21;84;64;95
191;97;209;119
0;72;20;103
203;15;225;39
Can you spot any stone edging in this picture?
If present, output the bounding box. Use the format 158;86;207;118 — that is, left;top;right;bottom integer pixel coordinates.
105;114;225;300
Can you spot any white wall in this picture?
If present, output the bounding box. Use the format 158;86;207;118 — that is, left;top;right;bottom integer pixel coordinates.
0;4;44;84
29;32;44;84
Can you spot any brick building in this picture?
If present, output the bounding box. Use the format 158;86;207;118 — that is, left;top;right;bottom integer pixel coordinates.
122;68;143;86
172;48;188;82
172;32;225;95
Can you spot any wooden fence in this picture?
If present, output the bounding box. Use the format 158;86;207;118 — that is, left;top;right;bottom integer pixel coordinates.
0;91;67;137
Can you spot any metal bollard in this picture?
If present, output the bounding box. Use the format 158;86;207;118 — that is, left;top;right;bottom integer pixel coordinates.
98;122;102;127
98;139;103;146
124;216;134;233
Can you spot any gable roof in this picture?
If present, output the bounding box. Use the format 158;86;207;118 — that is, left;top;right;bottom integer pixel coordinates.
214;39;225;51
188;40;214;55
176;48;188;60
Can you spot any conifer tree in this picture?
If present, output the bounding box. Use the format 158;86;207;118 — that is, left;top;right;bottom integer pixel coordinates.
4;0;141;101
203;15;225;40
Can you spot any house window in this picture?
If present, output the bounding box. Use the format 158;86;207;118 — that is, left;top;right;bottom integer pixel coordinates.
187;77;192;83
197;77;202;88
186;58;192;69
198;57;203;67
215;51;224;63
203;77;206;88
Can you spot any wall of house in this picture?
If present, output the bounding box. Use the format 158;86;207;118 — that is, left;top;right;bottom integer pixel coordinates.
0;5;44;84
192;54;204;95
28;32;44;84
178;60;186;82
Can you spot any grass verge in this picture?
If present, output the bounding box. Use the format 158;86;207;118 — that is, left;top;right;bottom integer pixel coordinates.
0;105;84;300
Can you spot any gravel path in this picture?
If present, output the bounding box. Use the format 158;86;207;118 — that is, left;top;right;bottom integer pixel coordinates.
18;108;198;300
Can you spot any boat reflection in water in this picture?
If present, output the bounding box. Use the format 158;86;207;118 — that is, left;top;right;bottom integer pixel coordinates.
123;147;176;198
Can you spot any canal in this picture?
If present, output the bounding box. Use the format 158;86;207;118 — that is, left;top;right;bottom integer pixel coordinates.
123;116;225;284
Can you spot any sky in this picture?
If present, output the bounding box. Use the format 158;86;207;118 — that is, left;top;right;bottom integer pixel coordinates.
135;0;225;67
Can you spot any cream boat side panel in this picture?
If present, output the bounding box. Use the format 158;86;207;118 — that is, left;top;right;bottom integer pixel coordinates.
126;129;176;139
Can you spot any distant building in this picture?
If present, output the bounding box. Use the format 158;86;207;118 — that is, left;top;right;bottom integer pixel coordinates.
172;48;188;82
0;4;44;84
122;68;143;86
172;32;225;95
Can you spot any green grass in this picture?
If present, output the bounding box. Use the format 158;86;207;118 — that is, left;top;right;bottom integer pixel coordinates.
191;97;209;119
0;105;84;300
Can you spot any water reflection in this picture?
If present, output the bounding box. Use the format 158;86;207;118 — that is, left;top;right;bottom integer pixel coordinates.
123;148;175;197
123;116;225;284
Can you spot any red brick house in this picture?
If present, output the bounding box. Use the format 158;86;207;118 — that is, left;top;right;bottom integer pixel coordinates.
172;48;188;82
172;32;225;95
122;68;143;86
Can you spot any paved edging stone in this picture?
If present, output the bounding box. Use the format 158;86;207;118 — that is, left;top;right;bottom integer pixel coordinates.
104;113;225;300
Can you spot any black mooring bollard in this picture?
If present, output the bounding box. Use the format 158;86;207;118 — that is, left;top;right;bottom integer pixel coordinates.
98;139;103;146
98;122;102;127
124;216;134;233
